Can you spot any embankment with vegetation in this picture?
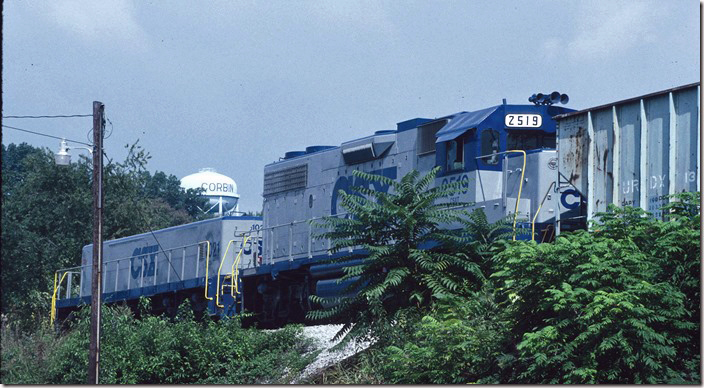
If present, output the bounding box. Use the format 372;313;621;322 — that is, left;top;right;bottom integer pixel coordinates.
1;146;699;384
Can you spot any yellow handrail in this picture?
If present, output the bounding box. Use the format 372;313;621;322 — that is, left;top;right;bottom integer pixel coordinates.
230;236;251;296
215;240;236;308
531;181;557;241
505;150;527;241
50;272;58;324
202;240;213;300
50;271;69;325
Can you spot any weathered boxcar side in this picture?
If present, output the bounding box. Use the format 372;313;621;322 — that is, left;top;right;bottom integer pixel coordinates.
555;82;700;230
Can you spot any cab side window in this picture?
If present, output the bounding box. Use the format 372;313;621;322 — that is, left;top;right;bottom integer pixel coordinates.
446;136;465;171
480;129;499;165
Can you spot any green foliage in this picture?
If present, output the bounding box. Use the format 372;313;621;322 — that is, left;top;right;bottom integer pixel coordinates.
1;303;314;384
315;193;700;385
461;208;515;256
370;290;509;384
461;208;528;275
1;142;207;327
307;167;485;343
491;193;700;384
0;317;60;384
2;143;92;326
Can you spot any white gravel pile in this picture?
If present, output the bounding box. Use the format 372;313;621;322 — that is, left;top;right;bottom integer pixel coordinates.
291;324;372;383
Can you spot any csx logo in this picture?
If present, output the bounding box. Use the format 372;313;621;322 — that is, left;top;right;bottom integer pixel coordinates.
130;245;159;279
241;238;263;257
331;167;397;215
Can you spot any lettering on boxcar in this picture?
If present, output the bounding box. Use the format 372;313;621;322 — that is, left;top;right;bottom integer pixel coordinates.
622;179;639;194
685;170;696;184
649;174;666;189
560;189;581;209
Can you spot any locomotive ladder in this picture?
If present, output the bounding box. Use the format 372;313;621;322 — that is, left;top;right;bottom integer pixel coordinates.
475;149;527;240
51;269;77;325
215;235;251;309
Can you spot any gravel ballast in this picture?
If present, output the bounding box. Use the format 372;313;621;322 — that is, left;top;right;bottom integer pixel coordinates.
291;324;372;383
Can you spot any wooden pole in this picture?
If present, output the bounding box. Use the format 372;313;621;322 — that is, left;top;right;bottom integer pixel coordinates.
88;101;104;384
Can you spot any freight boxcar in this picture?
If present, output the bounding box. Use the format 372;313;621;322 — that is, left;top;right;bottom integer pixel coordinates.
555;82;700;231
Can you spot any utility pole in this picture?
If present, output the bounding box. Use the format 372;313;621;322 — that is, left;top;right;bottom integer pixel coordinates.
88;101;104;384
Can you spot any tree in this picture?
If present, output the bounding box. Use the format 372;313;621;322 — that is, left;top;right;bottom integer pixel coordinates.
306;167;484;343
100;141;208;239
1;142;207;327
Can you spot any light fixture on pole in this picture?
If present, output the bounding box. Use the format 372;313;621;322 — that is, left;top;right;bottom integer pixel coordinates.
55;139;71;166
55;138;93;166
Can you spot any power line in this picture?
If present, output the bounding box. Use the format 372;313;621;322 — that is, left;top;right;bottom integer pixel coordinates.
2;124;93;146
3;114;92;119
130;193;184;283
85;117;113;142
105;117;114;139
101;149;185;284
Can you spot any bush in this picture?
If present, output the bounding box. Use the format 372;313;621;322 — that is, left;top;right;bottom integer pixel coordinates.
308;168;484;344
370;290;509;384
0;317;59;384
2;302;315;384
319;195;700;384
491;195;700;383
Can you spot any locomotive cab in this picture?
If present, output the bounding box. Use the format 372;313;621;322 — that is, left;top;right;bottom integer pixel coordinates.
431;102;575;240
433;106;563;174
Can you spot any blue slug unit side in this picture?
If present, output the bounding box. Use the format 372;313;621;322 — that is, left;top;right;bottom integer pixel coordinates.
55;216;262;319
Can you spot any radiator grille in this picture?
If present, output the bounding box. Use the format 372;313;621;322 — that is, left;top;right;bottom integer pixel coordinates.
263;164;308;196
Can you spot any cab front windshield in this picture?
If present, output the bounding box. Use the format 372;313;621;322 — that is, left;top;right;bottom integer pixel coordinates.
507;131;556;150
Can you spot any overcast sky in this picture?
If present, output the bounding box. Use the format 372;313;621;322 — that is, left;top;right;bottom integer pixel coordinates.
2;1;699;211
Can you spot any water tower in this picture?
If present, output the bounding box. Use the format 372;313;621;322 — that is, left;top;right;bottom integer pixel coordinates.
180;168;240;216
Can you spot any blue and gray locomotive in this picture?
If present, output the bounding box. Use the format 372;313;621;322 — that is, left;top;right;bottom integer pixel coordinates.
242;95;574;325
